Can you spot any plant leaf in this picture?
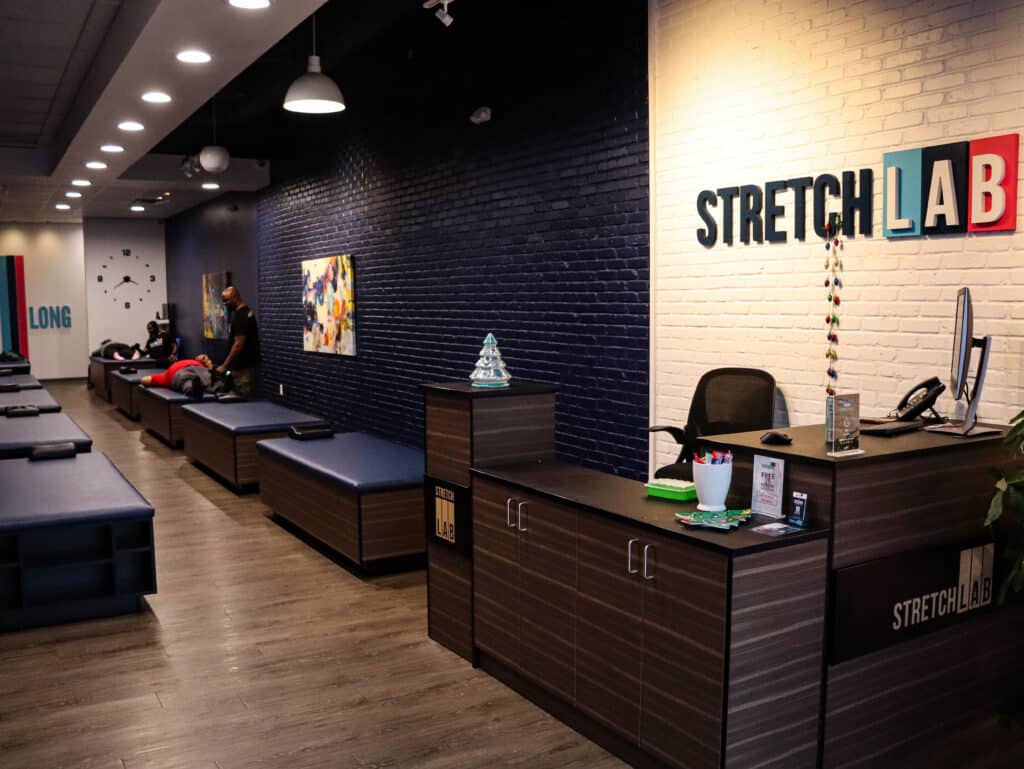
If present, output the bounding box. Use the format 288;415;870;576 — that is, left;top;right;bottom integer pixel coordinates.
1010;409;1024;425
986;491;1004;526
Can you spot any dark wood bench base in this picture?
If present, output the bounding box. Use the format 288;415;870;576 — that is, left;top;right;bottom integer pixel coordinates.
260;450;424;570
184;413;287;491
138;390;191;447
110;377;141;419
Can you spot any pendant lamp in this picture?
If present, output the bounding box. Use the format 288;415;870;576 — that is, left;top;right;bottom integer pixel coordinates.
283;15;345;114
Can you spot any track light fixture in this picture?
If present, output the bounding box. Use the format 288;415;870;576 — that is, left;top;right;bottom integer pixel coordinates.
423;0;454;27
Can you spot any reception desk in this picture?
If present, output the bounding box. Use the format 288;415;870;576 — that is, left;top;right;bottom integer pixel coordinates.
423;384;1023;769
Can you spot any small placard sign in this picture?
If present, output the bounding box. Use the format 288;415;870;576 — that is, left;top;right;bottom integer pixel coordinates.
425;476;472;555
832;540;995;663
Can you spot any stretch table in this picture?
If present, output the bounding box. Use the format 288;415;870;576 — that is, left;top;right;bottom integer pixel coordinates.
0;412;91;459
0;452;156;631
0;389;61;414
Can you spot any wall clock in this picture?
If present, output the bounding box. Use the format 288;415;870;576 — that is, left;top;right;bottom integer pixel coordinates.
95;248;157;310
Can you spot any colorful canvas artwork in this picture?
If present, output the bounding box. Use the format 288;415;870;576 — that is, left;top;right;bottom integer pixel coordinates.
302;254;355;355
202;271;230;340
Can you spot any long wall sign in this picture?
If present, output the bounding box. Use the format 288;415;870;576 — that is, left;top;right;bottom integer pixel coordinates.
696;133;1019;247
831;540;995;663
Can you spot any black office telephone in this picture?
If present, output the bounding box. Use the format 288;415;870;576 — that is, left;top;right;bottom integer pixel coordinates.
893;377;946;421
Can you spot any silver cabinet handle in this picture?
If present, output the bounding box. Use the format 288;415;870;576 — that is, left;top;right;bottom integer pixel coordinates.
506;498;516;528
517;501;528;532
627;538;640;574
642;544;654;580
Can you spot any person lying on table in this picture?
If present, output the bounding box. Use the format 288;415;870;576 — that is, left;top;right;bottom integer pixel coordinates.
141;356;213;388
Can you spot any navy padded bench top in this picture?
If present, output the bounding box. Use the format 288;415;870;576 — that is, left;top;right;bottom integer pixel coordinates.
0;360;30;374
111;369;160;385
0;452;153;531
257;432;425;492
0;413;91;457
0;374;41;390
137;386;216;404
182;401;322;435
0;389;61;414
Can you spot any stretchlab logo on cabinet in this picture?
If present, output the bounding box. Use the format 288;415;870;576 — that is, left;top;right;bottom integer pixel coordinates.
832;541;995;663
695;132;1019;247
425;476;471;555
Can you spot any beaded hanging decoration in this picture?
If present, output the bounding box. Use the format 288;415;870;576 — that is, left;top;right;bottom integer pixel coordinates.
824;215;843;396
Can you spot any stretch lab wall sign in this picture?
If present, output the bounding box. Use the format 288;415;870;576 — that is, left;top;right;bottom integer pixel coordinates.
695;133;1020;247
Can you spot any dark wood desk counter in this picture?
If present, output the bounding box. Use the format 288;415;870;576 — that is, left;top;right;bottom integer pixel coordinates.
704;422;1005;467
472;459;828;556
469;459;829;769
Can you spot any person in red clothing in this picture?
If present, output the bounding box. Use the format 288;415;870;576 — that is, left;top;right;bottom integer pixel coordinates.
141;355;213;388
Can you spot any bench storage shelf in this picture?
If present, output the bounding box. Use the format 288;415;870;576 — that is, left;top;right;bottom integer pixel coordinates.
258;433;425;569
0;453;156;632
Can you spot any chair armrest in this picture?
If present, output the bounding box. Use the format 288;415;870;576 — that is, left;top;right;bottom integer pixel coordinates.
648;425;688;445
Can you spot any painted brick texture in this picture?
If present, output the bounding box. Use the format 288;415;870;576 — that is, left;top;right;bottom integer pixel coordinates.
256;4;650;479
651;0;1024;471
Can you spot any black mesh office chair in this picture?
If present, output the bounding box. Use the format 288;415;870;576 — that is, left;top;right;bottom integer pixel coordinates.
649;367;776;481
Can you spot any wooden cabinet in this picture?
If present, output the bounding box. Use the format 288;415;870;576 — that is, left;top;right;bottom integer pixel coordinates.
473;478;577;700
639;535;727;769
474;477;730;769
576;513;644;741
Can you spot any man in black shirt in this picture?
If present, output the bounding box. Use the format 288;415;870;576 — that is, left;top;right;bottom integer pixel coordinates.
217;286;261;397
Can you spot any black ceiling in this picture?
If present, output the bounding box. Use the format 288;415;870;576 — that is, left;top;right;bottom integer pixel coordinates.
155;0;575;162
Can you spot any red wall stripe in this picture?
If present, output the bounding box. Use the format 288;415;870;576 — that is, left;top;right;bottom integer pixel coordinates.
14;255;28;358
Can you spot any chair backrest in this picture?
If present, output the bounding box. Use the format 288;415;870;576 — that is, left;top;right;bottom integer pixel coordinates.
688;367;776;440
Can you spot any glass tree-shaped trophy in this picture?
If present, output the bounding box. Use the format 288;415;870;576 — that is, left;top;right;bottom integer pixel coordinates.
469;333;512;388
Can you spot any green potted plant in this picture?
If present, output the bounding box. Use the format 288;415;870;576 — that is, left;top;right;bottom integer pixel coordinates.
987;411;1024;604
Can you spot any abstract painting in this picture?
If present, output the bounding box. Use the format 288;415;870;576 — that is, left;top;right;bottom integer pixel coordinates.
202;271;230;340
302;254;355;355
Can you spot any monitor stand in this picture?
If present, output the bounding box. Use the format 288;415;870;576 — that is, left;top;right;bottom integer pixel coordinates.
924;336;997;437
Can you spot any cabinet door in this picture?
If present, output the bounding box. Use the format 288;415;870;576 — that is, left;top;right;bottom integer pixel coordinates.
472;478;521;670
575;513;643;742
639;533;728;769
517;495;577;701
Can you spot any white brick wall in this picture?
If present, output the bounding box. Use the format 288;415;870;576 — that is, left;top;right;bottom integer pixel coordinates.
650;0;1024;473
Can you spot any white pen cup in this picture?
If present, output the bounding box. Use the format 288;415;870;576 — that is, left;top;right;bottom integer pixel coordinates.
692;462;732;512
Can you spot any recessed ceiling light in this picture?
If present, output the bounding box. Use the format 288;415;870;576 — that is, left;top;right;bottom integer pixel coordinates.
118;120;144;132
101;144;125;153
228;0;271;9
202;182;221;190
85;160;107;170
71;179;91;187
55;203;71;210
131;205;145;212
65;191;82;198
176;49;212;64
142;91;172;104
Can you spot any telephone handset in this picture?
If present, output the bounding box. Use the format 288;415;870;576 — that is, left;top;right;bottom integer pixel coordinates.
892;377;946;421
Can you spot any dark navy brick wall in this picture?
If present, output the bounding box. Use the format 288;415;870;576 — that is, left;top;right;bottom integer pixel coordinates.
167;2;650;478
257;1;649;479
166;193;258;362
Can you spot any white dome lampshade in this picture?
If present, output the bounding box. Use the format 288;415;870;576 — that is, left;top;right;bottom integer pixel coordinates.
283;56;345;114
199;145;231;174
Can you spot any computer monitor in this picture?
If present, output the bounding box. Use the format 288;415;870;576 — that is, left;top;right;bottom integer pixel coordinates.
926;287;994;437
951;288;973;398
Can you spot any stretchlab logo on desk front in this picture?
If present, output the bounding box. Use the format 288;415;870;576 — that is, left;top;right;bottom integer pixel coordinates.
832;540;996;663
695;133;1019;246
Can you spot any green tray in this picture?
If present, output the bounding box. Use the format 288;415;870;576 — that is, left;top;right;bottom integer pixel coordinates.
645;482;697;502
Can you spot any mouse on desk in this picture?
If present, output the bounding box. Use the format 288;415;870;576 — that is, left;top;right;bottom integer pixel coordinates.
760;431;793;445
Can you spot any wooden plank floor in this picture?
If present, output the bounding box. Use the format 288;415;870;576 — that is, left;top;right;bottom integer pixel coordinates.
0;381;625;769
1;382;1021;769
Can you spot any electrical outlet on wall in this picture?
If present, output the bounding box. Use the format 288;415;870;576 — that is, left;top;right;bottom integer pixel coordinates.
278;384;285;397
